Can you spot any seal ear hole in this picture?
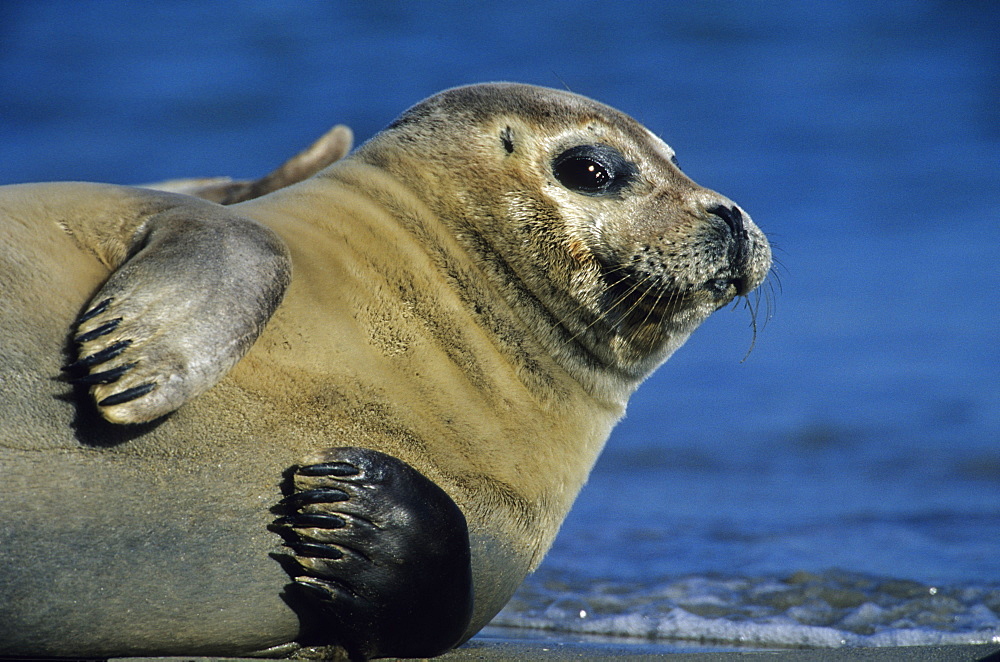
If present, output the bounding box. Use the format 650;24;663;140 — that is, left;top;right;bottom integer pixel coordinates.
500;127;515;154
552;144;636;196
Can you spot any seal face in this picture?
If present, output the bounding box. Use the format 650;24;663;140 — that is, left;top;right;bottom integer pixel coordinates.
0;83;770;659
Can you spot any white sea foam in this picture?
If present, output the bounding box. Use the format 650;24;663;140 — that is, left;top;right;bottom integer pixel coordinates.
494;570;1000;649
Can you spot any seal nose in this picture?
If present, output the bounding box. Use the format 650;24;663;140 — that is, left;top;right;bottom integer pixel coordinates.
707;204;753;295
708;204;747;241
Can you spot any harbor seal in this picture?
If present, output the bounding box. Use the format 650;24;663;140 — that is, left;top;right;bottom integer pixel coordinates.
0;83;771;659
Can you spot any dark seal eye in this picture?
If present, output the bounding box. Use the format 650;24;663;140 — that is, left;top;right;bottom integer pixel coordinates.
552;144;636;196
555;156;610;191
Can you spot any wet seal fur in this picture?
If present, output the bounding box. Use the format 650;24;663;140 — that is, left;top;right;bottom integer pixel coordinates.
0;83;770;659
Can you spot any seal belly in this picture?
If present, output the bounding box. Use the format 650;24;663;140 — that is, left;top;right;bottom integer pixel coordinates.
0;443;301;657
0;200;300;655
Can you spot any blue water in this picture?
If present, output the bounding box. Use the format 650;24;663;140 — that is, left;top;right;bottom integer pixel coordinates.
2;1;998;650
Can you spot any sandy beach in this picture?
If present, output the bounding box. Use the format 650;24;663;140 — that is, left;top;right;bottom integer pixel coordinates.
103;643;1000;662
101;633;1000;662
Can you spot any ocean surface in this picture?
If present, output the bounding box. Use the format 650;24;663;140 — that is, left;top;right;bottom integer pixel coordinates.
2;1;998;652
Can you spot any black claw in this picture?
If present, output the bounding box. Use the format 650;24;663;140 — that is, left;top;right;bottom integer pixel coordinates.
97;382;156;407
294;576;355;601
76;297;113;324
72;362;136;385
288;542;344;560
74;318;122;344
274;513;347;530
298;462;360;477
67;339;133;370
280;488;350;509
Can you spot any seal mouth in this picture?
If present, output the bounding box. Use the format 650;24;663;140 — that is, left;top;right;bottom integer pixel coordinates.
589;204;759;344
590;255;690;343
704;276;746;301
584;257;754;363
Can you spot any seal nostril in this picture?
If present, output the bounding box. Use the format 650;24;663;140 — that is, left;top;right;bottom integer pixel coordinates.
707;204;745;238
708;204;751;279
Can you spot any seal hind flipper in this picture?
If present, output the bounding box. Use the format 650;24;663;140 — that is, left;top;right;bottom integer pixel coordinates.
70;206;291;424
272;447;474;660
144;124;354;204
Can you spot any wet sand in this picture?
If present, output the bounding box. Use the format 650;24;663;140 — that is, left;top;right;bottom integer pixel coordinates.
103;641;1000;662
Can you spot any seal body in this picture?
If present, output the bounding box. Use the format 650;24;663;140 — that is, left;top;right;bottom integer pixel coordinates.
0;83;770;658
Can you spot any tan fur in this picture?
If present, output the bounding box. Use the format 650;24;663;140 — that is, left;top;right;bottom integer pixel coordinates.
0;83;770;656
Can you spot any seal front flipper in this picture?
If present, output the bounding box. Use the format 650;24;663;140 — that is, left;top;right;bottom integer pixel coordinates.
69;205;291;424
272;447;474;660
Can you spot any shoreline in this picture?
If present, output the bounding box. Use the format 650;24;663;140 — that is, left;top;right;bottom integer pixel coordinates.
96;634;1000;662
437;643;1000;661
430;627;1000;660
28;626;1000;662
101;643;1000;662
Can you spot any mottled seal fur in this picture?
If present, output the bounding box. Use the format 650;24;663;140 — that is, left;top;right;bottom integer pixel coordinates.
0;83;770;659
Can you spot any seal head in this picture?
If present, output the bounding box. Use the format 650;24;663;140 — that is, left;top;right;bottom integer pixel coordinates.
356;83;770;401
